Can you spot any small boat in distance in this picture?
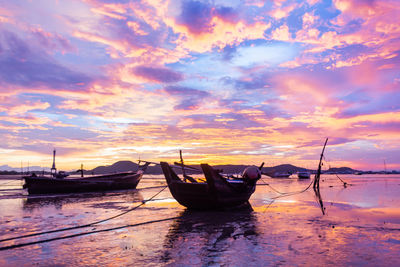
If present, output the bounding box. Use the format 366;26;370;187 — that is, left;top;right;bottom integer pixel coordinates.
297;171;311;179
160;151;263;209
269;172;292;178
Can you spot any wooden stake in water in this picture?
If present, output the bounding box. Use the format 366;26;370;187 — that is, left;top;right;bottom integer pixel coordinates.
313;138;328;190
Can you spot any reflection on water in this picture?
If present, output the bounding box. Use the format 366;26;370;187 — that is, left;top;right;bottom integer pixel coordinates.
23;190;144;211
162;208;258;266
0;174;399;266
314;185;326;215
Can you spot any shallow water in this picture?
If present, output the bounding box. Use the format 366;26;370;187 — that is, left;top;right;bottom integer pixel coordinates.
0;174;399;266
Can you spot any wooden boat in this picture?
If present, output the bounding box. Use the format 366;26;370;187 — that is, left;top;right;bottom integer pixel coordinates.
23;162;150;194
297;171;311;179
160;161;262;210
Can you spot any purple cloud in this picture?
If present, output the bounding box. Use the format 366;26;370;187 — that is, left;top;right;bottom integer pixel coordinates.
298;138;355;149
177;0;213;34
335;91;400;118
132;66;183;83
164;85;210;110
164;85;209;97
215;6;239;23
0;31;92;90
31;28;74;53
350;121;400;132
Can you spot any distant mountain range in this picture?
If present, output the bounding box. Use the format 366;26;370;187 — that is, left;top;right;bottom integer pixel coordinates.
0;164;49;172
2;160;382;175
87;161;360;175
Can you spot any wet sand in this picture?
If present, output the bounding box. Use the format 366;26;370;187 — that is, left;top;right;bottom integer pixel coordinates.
0;174;399;266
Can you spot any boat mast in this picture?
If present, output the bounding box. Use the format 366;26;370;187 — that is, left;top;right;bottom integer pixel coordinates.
179;150;187;182
78;163;84;177
384;159;387;174
51;149;57;176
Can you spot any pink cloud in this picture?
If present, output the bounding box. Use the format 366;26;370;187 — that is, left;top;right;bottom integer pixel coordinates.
30;27;75;54
273;0;400;71
170;16;270;53
90;4;128;20
127;21;148;35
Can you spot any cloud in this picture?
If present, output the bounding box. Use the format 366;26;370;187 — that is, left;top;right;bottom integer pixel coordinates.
30;27;75;54
176;0;213;35
285;0;400;69
131;66;183;83
335;91;400;118
166;1;270;53
0;31;92;90
269;2;298;19
231;42;298;67
164;85;209;97
1;0;400;171
0;100;50;116
163;85;210;110
214;6;240;23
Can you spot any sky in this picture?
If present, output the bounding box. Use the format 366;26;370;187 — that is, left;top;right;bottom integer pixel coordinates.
0;0;399;171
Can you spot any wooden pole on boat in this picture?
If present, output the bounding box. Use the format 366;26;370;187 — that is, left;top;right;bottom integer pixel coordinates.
313;138;328;190
80;163;84;177
179;150;187;182
259;162;265;170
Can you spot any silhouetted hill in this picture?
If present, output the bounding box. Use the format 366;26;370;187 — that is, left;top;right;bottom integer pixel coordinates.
92;161;139;174
0;161;381;175
88;161;328;175
265;164;306;172
325;167;358;174
90;161;163;174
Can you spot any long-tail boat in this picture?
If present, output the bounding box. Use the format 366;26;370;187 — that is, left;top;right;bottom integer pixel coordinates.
23;162;150;195
160;152;263;209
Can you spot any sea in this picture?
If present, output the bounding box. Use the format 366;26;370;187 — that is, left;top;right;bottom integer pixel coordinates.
0;174;399;266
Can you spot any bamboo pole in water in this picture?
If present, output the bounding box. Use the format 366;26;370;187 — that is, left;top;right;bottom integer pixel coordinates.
313;138;328;190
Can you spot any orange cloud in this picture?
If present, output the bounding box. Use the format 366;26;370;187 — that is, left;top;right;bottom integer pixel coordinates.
129;0;162;30
90;7;127;20
269;3;298;19
127;21;148;35
7;101;50;116
271;24;291;41
167;16;270;53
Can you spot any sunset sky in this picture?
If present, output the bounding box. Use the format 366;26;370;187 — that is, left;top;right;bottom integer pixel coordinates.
0;0;399;171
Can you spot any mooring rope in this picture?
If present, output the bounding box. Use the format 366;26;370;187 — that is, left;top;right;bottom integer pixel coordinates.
259;177;314;197
0;186;168;244
0;216;180;251
323;156;349;186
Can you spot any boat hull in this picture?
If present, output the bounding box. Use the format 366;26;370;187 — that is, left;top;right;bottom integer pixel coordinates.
270;175;291;178
161;162;256;210
297;172;311;179
23;172;143;194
